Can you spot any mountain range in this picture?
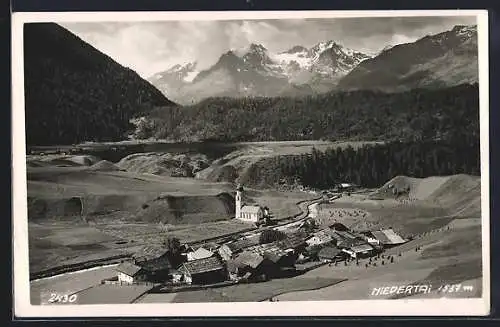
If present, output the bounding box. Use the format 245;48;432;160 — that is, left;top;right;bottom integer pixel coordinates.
149;41;371;104
149;24;478;104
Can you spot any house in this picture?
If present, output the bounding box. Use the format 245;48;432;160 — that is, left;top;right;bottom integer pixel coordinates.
331;231;367;249
343;243;376;259
116;262;147;284
276;232;308;253
358;231;381;246
317;247;344;262
246;242;296;268
218;237;260;261
235;184;265;223
186;247;214;261
179;256;227;285
133;246;175;282
371;228;407;248
228;251;277;280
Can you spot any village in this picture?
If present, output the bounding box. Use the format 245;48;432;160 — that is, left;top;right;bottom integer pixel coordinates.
104;184;409;293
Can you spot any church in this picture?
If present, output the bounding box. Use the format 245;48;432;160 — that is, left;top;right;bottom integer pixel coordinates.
235;184;267;223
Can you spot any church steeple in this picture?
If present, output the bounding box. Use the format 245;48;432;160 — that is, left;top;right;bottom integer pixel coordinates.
235;184;243;219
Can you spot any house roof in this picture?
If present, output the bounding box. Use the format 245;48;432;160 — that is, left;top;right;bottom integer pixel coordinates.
182;256;224;275
187;247;214;261
277;235;307;250
246;243;289;263
134;245;169;261
318;247;342;259
372;229;406;245
307;229;335;244
234;251;265;269
349;244;374;253
139;255;173;272
116;262;143;277
226;237;260;252
335;230;358;240
241;205;262;214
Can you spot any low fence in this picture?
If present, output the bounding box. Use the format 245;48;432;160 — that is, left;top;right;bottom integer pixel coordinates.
30;254;133;280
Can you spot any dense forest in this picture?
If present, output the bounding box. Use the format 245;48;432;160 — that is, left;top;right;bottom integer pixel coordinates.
267;137;480;189
143;83;479;143
24;23;175;146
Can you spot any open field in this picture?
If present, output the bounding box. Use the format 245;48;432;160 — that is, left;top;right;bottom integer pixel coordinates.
172;276;345;303
75;284;154;304
30;264;119;305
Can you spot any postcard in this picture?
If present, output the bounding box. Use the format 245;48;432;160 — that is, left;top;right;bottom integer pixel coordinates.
12;9;490;317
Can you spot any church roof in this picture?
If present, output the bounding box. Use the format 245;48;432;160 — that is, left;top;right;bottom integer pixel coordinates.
241;205;262;214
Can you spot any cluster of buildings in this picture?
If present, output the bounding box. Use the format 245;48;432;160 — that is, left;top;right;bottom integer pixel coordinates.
112;184;408;287
114;223;407;286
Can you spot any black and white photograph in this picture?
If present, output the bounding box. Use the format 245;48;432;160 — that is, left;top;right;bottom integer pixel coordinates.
12;10;490;317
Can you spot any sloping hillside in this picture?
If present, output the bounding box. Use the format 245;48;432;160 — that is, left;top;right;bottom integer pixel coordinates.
24;23;176;145
338;25;478;92
372;174;481;217
134;193;235;224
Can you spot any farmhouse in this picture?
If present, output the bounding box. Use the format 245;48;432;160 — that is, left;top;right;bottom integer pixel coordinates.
276;232;308;253
116;262;147;284
179;256;227;285
342;243;376;259
227;251;278;280
235;184;265;223
218;237;260;261
371;228;407;248
246;242;296;268
317;247;344;262
330;230;367;249
133;246;174;282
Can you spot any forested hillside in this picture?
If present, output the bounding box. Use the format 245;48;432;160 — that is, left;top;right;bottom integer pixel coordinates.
235;137;480;189
24;23;175;146
142;83;479;143
278;138;480;189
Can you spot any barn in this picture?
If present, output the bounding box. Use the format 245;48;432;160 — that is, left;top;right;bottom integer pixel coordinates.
343;244;376;259
116;262;147;284
179;256;227;285
317;247;344;262
371;229;407;248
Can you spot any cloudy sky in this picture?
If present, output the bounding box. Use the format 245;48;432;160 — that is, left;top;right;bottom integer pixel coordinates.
61;16;476;79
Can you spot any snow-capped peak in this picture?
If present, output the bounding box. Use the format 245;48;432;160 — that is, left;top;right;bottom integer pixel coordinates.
452;24;477;39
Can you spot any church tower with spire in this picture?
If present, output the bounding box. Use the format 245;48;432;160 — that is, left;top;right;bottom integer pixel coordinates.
235;183;243;219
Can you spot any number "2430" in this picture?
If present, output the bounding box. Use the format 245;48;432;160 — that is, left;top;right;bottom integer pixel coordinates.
48;293;78;304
